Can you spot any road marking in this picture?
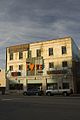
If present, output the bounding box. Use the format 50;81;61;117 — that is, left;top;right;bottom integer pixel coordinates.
1;98;13;101
0;97;24;101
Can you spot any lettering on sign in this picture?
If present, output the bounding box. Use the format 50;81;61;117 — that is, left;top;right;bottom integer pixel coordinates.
26;64;43;71
30;64;35;71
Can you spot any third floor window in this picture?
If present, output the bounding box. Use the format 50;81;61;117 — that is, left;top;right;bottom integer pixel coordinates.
49;48;53;56
10;53;13;60
62;46;67;54
19;51;23;59
36;49;41;57
27;50;32;58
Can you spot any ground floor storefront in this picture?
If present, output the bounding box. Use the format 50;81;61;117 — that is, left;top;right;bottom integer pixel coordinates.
7;74;76;93
0;87;6;94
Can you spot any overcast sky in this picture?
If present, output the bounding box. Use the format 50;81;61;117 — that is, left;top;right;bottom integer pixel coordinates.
0;0;80;68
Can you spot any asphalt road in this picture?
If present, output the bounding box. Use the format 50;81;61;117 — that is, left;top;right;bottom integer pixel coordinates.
0;95;80;120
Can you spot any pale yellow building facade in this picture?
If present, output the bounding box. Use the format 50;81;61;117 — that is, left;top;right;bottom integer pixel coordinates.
0;68;6;94
6;37;80;93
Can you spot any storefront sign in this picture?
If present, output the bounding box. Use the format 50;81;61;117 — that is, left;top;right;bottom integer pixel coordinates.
26;64;43;71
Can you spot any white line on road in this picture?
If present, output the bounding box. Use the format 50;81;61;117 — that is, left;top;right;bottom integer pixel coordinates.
1;98;13;101
0;97;24;101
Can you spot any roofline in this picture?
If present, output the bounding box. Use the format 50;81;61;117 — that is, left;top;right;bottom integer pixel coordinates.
6;36;72;48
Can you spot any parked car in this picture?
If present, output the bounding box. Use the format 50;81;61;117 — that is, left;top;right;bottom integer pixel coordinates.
23;88;44;96
46;88;73;96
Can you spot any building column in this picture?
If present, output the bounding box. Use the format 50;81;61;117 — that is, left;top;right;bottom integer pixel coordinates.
23;77;27;91
6;77;9;91
42;76;47;94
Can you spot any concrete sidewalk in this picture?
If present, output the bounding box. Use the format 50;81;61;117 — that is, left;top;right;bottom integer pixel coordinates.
71;94;80;97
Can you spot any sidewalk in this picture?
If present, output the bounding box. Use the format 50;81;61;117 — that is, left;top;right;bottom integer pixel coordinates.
71;94;80;97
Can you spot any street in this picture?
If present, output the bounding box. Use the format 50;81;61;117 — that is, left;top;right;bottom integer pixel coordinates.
0;95;80;120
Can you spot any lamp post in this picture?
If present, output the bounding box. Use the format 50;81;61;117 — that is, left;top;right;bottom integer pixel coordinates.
18;80;20;94
46;78;47;90
5;69;11;93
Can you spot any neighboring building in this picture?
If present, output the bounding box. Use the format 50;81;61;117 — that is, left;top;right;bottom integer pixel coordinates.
0;68;6;94
6;37;80;93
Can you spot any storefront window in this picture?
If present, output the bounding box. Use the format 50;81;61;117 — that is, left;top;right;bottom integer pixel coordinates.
63;83;69;89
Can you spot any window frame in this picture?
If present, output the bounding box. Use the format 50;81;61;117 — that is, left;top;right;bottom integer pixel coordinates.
49;62;54;68
19;64;23;70
9;65;13;71
36;49;41;57
63;83;69;89
27;50;32;58
10;52;13;60
62;61;68;67
49;48;53;56
19;51;23;59
62;46;67;55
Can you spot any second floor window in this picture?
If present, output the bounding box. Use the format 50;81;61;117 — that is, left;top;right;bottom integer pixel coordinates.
49;48;53;56
49;62;54;68
9;66;13;71
19;51;23;59
36;49;41;57
10;53;13;60
62;46;67;54
19;65;23;70
62;61;68;67
11;72;21;76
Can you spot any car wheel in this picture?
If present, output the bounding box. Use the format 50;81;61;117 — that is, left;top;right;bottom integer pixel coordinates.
63;92;67;96
23;92;27;96
46;92;51;96
36;92;39;96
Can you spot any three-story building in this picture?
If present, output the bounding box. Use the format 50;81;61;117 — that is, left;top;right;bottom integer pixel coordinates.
6;37;80;93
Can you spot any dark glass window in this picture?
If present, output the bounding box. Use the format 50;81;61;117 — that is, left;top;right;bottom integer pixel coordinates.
19;65;23;70
53;83;58;89
11;72;21;76
10;53;13;60
62;61;68;67
63;83;69;89
27;64;30;70
9;66;13;71
62;46;67;54
19;51;23;59
27;50;31;58
9;84;23;90
17;72;21;76
49;48;53;56
36;49;41;57
47;83;58;90
49;62;54;68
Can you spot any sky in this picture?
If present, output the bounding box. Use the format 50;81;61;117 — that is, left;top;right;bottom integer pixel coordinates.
0;0;80;69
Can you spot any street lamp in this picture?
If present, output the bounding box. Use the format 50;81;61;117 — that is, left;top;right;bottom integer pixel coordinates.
18;80;20;94
46;78;47;90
